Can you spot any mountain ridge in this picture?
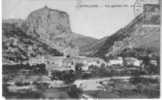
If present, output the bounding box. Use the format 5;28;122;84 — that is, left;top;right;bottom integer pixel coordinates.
2;6;98;64
86;4;160;58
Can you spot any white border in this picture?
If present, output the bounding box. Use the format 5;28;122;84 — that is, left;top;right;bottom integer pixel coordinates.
0;0;161;100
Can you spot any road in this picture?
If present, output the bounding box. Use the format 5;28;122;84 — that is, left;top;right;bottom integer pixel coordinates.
74;75;160;91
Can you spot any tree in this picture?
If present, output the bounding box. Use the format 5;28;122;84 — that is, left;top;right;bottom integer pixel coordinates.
62;70;76;84
75;63;83;72
67;85;83;98
50;70;76;84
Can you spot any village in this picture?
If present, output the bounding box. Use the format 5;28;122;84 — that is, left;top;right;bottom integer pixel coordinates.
26;53;159;76
3;52;160;98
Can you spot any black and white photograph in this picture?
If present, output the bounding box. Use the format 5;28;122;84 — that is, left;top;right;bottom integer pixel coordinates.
2;0;161;99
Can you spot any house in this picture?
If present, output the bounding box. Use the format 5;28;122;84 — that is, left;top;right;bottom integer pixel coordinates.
107;57;123;66
48;80;65;88
81;65;90;71
150;60;158;66
124;57;143;67
71;57;107;71
28;56;45;66
85;57;107;67
36;75;51;84
45;56;64;66
45;56;65;71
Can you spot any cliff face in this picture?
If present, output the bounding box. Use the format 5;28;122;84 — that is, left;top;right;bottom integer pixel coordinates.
3;7;73;64
2;6;98;64
24;6;98;56
23;6;74;56
25;6;71;39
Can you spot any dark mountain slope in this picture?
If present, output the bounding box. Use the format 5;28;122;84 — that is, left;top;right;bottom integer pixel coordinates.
92;4;160;58
70;33;98;53
80;36;107;56
94;14;144;57
2;22;63;64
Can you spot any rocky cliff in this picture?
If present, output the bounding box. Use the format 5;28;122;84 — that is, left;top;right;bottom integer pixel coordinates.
25;6;71;39
24;6;98;56
2;6;98;64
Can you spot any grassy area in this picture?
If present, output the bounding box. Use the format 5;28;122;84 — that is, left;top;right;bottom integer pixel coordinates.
84;78;160;98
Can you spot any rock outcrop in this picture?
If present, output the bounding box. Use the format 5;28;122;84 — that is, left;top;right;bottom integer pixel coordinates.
2;6;98;64
25;6;71;39
24;6;98;56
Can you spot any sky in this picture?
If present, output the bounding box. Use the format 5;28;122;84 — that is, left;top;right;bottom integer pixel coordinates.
2;0;138;39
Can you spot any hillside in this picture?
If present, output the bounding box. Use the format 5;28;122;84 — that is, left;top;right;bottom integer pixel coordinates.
2;22;63;64
80;36;107;56
2;6;98;64
90;4;160;58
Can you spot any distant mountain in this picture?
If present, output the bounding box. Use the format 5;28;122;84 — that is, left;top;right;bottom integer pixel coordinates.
2;6;98;64
89;4;160;58
23;6;98;56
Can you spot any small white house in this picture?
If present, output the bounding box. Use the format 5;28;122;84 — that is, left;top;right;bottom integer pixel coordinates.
87;62;98;66
150;60;158;66
86;58;107;67
28;56;45;66
74;80;83;88
81;65;89;71
48;80;65;88
125;57;142;67
107;57;123;66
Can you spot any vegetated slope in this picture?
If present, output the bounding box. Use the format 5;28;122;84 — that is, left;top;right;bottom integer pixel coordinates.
80;36;107;56
71;33;98;55
2;22;63;64
92;4;160;58
2;6;98;64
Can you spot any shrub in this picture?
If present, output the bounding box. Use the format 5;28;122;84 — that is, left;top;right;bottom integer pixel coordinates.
67;85;83;98
130;76;159;85
51;70;76;84
75;63;84;72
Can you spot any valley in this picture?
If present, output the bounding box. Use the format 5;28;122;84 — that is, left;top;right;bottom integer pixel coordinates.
2;2;160;99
